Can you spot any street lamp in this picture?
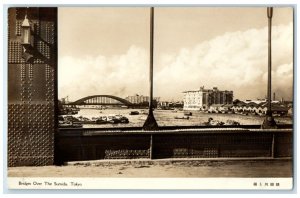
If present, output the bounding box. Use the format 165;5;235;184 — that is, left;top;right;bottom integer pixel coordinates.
21;14;31;46
143;7;159;130
21;14;34;62
262;7;277;129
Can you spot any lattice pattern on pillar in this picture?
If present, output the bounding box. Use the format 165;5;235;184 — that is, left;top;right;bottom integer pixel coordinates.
8;8;57;167
44;21;56;144
20;63;26;105
8;13;10;41
45;63;55;135
15;20;22;36
38;41;50;59
33;39;44;64
33;20;40;35
8;104;25;166
8;41;24;64
46;23;55;45
25;103;54;165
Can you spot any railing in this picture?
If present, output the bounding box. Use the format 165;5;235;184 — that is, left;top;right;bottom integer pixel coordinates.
55;126;292;164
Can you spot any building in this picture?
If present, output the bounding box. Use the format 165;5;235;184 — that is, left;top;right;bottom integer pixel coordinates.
183;86;233;111
125;94;160;104
208;104;233;113
232;100;289;116
158;101;184;110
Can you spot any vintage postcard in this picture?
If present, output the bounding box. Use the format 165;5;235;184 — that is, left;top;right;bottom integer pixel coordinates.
6;6;293;190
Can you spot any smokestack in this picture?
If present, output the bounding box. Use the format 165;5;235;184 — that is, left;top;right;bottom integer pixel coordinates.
273;92;276;101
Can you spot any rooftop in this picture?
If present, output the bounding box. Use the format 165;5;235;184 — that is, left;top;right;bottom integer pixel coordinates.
183;86;233;93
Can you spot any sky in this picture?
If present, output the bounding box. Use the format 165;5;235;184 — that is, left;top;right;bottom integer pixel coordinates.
58;7;293;102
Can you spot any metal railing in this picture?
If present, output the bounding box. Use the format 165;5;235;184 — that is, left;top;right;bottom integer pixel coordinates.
55;126;292;164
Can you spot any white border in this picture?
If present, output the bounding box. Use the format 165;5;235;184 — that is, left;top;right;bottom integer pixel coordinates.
7;177;293;190
1;0;299;196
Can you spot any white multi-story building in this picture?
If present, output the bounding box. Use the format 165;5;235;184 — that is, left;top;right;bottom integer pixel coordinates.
125;94;160;104
183;86;233;111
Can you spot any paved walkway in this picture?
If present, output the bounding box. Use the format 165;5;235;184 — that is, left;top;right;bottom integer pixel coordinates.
8;158;292;178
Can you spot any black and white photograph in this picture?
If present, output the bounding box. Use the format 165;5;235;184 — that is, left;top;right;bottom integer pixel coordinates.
5;5;294;190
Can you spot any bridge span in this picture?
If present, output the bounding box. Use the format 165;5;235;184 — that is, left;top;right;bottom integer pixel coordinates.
69;95;134;107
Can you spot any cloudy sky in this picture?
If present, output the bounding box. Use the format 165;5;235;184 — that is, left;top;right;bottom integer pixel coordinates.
58;7;293;102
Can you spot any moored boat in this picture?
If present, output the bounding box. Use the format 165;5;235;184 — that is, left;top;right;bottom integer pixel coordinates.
129;111;139;115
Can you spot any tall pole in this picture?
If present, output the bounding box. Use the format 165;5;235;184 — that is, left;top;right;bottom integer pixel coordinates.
143;7;158;130
149;7;154;111
262;7;277;129
267;7;272;112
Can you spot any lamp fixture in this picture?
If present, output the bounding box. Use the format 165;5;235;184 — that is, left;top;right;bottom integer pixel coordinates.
21;13;34;63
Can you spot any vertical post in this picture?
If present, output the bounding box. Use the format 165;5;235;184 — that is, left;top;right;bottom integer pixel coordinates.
262;7;277;129
150;134;153;159
267;7;272;112
149;7;154;113
271;133;275;158
143;7;159;130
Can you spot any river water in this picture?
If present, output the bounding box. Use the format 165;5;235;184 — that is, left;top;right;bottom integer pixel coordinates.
74;108;292;128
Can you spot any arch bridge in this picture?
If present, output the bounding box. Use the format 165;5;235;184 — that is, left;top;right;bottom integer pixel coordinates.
70;95;133;106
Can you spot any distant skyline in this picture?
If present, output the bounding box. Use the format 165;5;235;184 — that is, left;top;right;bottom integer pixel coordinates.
58;7;293;101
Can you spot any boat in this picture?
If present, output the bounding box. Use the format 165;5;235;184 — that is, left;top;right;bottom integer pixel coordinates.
140;110;148;115
71;122;83;128
58;120;72;128
115;115;129;123
225;120;240;126
58;116;83;128
184;112;192;116
204;118;225;126
174;116;189;120
107;115;122;124
95;116;109;124
129;111;139;115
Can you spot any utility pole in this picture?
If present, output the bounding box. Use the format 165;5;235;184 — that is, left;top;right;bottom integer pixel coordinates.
262;7;277;129
143;7;159;130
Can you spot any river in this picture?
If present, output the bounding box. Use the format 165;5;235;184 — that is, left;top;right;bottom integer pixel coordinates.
73;108;292;128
